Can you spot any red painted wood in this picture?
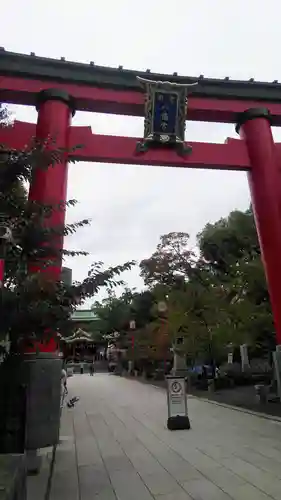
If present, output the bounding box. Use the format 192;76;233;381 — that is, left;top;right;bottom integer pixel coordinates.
2;75;281;124
26;100;71;354
70;128;250;170
0;121;251;170
240;117;281;345
23;337;58;354
28;101;71;281
0;120;35;148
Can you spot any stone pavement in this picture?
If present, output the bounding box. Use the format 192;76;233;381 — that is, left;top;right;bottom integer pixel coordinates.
28;374;281;500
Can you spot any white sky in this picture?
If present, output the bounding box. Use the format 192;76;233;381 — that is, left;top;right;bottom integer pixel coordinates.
2;0;281;300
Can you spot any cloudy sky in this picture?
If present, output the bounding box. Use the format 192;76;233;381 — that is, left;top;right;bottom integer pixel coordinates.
2;0;281;299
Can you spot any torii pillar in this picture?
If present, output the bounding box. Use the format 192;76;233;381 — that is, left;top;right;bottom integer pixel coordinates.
26;89;75;353
237;108;281;346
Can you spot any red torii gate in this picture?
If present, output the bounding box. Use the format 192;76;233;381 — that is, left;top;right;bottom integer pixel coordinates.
1;50;281;347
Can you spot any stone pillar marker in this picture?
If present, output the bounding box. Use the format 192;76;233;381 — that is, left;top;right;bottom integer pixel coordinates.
172;343;188;377
240;344;250;372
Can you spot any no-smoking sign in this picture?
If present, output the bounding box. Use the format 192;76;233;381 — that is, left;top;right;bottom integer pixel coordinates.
166;376;190;428
171;381;182;394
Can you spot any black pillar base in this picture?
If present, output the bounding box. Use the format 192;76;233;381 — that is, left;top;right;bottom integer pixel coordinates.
167;415;191;431
0;454;27;499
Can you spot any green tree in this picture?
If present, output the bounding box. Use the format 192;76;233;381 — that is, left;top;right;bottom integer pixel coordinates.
140;232;199;289
198;208;274;354
91;288;133;338
0;137;134;351
198;208;260;275
140;232;228;367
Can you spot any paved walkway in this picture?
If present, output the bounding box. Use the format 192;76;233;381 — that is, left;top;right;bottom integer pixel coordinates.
28;374;281;500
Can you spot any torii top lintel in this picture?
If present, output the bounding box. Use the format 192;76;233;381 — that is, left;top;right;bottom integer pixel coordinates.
1;49;281;124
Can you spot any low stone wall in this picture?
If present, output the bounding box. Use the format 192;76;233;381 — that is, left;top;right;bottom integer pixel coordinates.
66;362;91;374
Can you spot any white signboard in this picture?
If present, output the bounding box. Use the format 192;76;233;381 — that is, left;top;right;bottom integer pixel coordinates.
167;377;187;418
227;352;233;364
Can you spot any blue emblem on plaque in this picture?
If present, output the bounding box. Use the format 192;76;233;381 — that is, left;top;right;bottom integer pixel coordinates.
136;77;198;155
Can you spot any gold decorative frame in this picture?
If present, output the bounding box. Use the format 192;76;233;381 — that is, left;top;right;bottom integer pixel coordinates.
136;77;198;155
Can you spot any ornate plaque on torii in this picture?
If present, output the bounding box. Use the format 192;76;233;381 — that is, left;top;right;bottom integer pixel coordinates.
136;77;198;156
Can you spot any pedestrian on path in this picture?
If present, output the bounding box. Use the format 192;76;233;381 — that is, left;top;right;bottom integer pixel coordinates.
89;360;95;376
61;368;68;395
60;368;68;408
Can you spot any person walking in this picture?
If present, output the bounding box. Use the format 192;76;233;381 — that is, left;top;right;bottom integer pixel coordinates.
61;368;68;394
89;359;95;376
60;368;68;408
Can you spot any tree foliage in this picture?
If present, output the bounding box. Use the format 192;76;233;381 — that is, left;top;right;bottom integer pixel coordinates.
140;232;199;289
0;114;135;348
198;208;274;353
93;208;275;367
